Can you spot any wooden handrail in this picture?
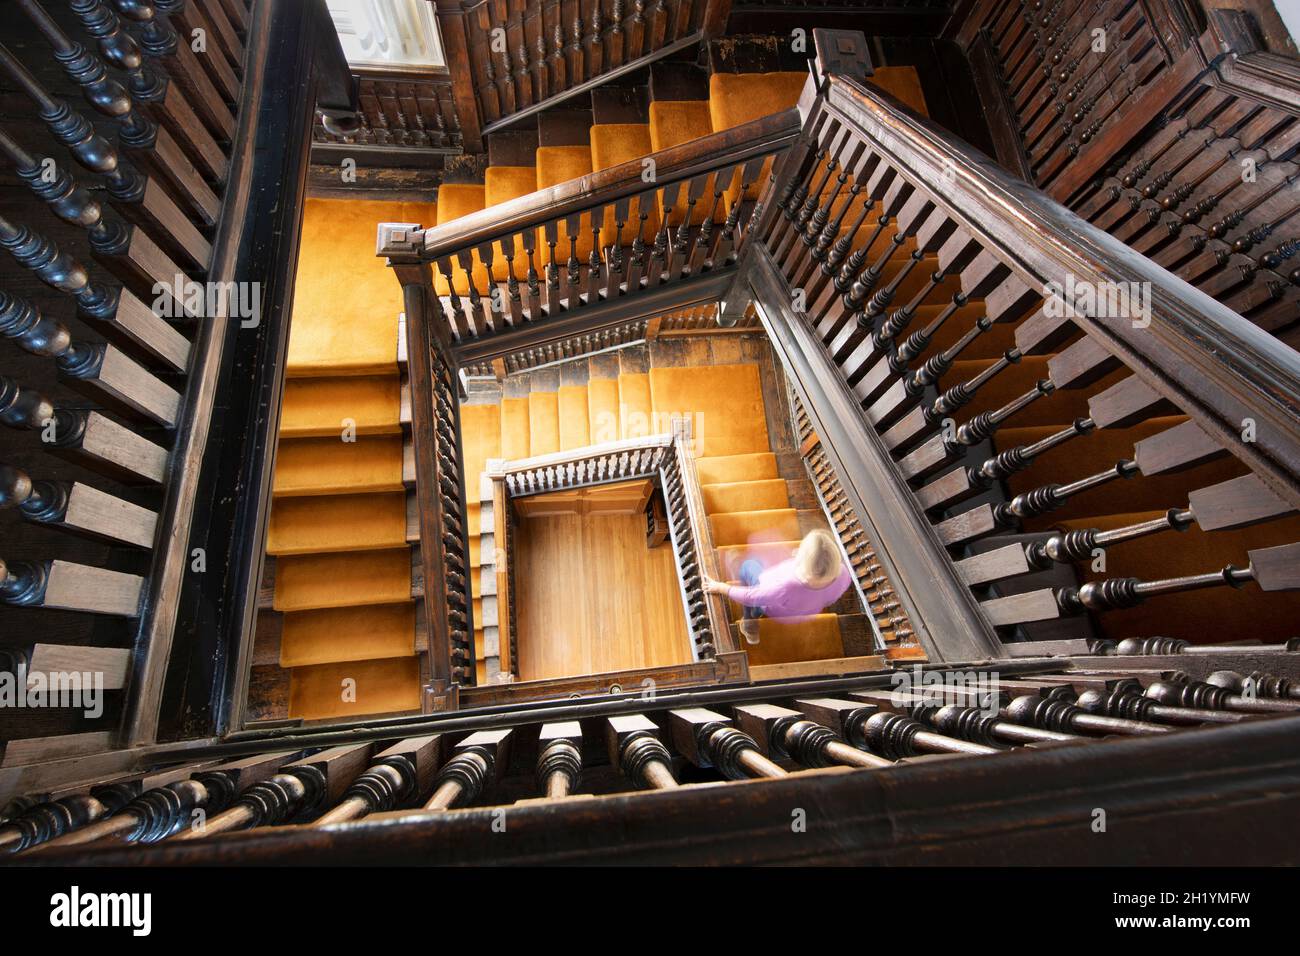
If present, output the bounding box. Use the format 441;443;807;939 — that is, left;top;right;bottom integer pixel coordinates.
820;73;1300;507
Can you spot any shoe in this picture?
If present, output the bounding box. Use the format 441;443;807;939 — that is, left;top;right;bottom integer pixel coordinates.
739;618;760;644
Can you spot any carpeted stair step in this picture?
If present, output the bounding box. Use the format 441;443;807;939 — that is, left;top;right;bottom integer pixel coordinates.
528;391;561;456
280;376;402;438
740;613;846;667
288;198;433;378
558;384;591;450
279;602;416;667
267;492;408;555
273;548;412;612
272;435;405;497
648;364;769;458
501;396;531;459
587;376;620;444
710;507;801;547
701;477;790;514
619;372;654;439
433;184;488;294
714;538;801;578
696;451;779;484
288;656;421;720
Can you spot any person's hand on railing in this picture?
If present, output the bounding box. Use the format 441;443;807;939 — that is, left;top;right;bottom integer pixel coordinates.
702;577;732;596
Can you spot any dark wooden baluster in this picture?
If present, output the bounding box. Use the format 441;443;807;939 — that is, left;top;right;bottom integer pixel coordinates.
0;460;156;548
521;228;541;318
29;752;297;851
113;0;235;141
1206;669;1300;702
70;0;227;203
171;744;375;839
562;212;582;308
0;285;178;428
423;730;513;810
536;722;583;798
154;0;240;104
855;686;1075;743
734;703;893;769
587;218;603;301
667;707;787;779
307;737;443;824
606;714;678;789
604;196;629;299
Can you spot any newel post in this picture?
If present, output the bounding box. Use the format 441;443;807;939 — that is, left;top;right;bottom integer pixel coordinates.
379;222;473;712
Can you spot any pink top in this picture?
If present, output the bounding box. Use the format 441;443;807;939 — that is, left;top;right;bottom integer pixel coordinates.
726;559;853;620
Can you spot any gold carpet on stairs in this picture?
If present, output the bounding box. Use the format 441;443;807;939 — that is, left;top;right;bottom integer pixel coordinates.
619;373;653;439
271;436;404;497
648;100;713;151
588;378;620;444
433;184;489;294
288;197;433;377
558;385;591;450
280;603;417;667
528;391;561;456
280;377;401;438
648;364;769;457
267;493;407;555
274;548;412;613
289;657;422;720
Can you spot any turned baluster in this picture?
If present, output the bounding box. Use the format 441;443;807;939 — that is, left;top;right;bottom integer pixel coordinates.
423;730;512;810
31;752;298;851
1073;681;1249;726
832;247;925;366
0;288;101;382
0;375;80;439
536;722;583;798
0;463;71;529
852;688;1078;743
1147;676;1300;715
1206;670;1300;702
17;0;215;228
1056;543;1300;619
1004;693;1171;737
0;786;133;854
990;458;1139;528
734;703;892;769
668;707;787;779
815;224;904;341
173;743;378;838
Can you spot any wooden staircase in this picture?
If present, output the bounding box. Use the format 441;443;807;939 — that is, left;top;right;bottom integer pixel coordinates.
458;336;879;682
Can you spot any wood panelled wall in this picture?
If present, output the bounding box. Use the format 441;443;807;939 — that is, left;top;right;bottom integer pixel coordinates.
955;0;1300;346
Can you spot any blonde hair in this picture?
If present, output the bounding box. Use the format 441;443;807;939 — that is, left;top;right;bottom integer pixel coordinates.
796;529;842;588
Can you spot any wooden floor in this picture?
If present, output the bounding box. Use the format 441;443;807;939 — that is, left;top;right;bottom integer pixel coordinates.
514;511;693;680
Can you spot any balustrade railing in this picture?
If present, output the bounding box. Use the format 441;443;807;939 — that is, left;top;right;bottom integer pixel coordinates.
379;107;802;364
737;45;1300;661
5;649;1300;863
0;0;353;780
480;430;730;662
435;0;732;140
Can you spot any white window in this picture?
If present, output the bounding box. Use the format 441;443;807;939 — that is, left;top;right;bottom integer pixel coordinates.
326;0;446;72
